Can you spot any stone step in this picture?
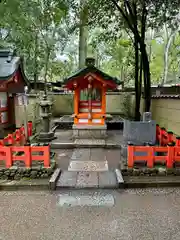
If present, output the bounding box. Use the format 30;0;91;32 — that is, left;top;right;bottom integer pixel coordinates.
50;141;121;149
55;170;120;189
57;191;115;207
68;160;109;172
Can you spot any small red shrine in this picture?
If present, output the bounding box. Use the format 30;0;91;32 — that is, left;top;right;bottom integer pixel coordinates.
64;58;121;138
0;49;29;132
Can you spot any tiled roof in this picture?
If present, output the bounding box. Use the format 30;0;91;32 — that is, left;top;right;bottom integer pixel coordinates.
151;94;180;99
0;49;28;82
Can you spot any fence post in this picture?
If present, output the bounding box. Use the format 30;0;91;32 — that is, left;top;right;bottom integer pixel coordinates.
167;143;174;168
147;146;154;168
160;127;166;146
43;144;50;168
7;134;14;145
28;121;33;137
127;143;134;168
24;145;31;168
5;146;12;168
167;131;174;145
176;136;180;146
156;124;160;142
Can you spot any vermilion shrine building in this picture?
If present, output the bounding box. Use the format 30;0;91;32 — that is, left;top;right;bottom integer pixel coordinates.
0;49;29;135
64;58;122;138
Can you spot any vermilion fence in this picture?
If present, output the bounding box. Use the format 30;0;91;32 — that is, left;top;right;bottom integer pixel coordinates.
128;145;180;168
156;124;180;146
0;121;33;146
0;145;50;168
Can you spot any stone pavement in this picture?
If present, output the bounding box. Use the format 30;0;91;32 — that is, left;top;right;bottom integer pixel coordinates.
54;148;121;170
1;188;180;239
55;148;121;188
57;170;118;188
51;129;123;147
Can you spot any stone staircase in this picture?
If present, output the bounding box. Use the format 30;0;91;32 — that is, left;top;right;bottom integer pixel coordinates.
50;157;124;190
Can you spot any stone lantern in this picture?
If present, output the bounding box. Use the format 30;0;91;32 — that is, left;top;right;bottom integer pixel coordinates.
38;94;55;142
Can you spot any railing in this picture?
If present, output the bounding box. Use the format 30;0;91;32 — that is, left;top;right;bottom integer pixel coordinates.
156;124;180;146
0;145;50;168
0;121;33;146
128;144;180;168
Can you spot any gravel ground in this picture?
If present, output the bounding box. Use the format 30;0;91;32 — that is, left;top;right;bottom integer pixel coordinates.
1;188;180;240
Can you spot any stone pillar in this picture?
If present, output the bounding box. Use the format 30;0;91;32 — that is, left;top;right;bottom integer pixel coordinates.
38;94;55;142
88;83;92;120
143;112;152;122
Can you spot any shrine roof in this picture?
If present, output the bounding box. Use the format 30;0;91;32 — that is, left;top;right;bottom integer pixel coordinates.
63;58;122;86
0;49;29;84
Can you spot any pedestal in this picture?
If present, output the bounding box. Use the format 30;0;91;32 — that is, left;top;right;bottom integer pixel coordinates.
38;131;56;142
38;95;55;142
72;124;107;139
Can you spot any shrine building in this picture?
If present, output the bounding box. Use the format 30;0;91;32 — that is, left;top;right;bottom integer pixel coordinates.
63;58;122;138
0;49;29;134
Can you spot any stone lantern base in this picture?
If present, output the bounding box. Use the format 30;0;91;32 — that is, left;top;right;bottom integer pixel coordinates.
38;131;56;142
72;124;107;139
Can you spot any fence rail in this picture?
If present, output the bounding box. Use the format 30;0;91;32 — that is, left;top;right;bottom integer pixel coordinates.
128;145;180;168
0;121;33;146
0;145;50;168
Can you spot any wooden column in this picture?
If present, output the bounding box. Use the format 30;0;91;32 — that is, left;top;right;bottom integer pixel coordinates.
74;88;79;124
101;86;106;124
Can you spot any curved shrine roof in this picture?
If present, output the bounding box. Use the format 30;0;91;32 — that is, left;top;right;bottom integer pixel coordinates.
0;49;29;85
63;59;122;90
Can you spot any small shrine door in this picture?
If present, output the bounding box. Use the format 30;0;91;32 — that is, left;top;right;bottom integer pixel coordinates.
77;84;106;125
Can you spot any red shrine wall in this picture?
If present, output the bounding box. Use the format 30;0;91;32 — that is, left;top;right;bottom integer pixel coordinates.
0;69;26;128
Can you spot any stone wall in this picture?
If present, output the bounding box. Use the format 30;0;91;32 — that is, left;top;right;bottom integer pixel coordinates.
14;92;135;127
150;98;180;135
51;92;135;117
15;94;42;133
14;92;180;136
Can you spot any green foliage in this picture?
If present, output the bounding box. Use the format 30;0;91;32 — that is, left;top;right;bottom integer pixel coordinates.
0;0;180;87
0;0;74;82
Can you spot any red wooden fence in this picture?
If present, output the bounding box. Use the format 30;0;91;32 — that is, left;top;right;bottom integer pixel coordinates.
156;124;180;146
0;145;50;168
128;145;180;168
0;121;33;146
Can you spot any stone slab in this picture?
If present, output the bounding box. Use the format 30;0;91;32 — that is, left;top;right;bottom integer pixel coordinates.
90;148;106;162
71;149;90;161
68;160;108;172
123;119;156;145
115;169;124;186
57;192;115;207
50;142;74;149
0;179;49;191
98;171;118;188
76;171;98;188
73;124;107;130
49;168;61;190
56;171;77;187
73;124;107;139
74;139;105;146
123;176;180;188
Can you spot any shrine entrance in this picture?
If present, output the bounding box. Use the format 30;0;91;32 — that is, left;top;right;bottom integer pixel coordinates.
63;57;119;139
74;76;106;125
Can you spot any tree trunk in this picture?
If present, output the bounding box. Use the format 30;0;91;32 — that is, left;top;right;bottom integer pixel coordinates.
44;47;50;95
134;37;141;121
33;33;38;91
139;1;151;112
78;0;88;69
140;43;151;111
161;28;180;85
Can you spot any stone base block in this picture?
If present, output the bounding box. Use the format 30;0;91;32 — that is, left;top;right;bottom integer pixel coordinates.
38;131;56;142
72;124;107;139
